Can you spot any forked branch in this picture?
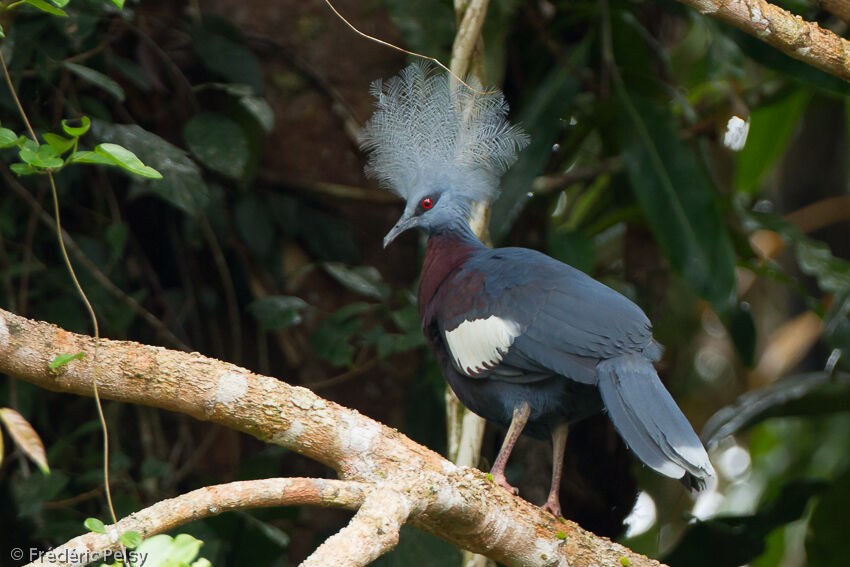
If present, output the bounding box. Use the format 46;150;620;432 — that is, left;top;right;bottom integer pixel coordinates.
0;308;661;567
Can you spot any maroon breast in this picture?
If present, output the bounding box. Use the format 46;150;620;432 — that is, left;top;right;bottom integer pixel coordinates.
418;233;480;323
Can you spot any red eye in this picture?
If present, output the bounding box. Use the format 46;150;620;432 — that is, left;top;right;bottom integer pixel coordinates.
421;198;434;210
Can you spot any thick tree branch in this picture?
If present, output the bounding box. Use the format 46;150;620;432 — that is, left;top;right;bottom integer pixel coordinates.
25;478;368;567
679;0;850;81
0;308;663;567
302;488;412;567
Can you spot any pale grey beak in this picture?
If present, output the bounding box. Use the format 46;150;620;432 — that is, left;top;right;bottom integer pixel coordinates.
383;215;417;248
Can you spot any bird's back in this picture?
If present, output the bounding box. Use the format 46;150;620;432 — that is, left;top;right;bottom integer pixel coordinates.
419;234;650;435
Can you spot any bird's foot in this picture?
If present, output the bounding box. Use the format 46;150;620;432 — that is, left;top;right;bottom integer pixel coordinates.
542;494;562;518
490;471;518;495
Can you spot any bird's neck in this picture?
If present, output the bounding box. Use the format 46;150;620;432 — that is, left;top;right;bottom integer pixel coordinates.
418;227;484;314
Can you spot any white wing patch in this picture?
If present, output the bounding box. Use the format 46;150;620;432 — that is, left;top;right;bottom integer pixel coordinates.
444;316;521;376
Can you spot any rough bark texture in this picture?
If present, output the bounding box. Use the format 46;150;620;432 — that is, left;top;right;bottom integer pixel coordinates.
0;308;662;567
24;479;367;567
679;0;850;81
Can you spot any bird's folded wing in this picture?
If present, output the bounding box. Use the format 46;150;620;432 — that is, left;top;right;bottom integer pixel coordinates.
436;247;658;383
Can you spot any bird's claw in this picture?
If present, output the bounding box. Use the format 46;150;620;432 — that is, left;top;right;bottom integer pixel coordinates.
491;472;518;495
542;497;562;518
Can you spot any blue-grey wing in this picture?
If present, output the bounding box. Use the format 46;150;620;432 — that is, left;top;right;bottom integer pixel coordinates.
436;247;659;384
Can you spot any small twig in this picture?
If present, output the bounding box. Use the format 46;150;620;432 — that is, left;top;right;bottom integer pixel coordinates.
302;488;411;567
449;0;490;79
321;0;494;95
783;195;850;234
169;425;222;485
531;158;624;195
199;218;243;364
117;19;198;112
25;478;369;567
259;171;401;204
43;487;104;510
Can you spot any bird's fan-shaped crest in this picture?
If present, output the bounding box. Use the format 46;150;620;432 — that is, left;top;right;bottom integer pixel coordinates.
359;63;529;205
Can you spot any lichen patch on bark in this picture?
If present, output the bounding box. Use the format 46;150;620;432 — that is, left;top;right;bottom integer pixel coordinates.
215;371;248;405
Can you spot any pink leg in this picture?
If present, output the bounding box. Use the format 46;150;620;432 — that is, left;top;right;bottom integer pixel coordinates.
489;402;531;495
542;423;569;517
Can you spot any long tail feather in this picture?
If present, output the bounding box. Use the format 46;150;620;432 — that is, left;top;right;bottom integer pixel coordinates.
597;354;715;488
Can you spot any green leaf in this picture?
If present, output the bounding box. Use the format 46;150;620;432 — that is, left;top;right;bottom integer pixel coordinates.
166;533;205;563
0;127;18;148
61;116;91;137
728;28;850;97
120;530;143;549
105;223;129;257
13;471;67;515
10;163;37;176
375;332;425;358
193;82;275;132
726;303;756;367
92;122;210;216
492;63;584;241
0;408;50;474
49;352;85;370
239;95;274;133
734;90;808;194
95;143;163;179
85;517;107;534
235;195;274;257
248;296;308;331
111;56;150;91
183;112;251;180
110;0;125;7
19;144;64;168
63;62;125;101
42;133;74;154
310;303;372;367
322;263;388;300
191;22;264;93
701;372;850;448
16;0;68;17
50;0;69;7
135;533;205;567
67;150;116;166
547;230;595;275
745;211;850;297
616;91;737;312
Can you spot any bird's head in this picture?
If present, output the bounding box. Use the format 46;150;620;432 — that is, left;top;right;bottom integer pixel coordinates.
383;180;480;247
359;63;529;247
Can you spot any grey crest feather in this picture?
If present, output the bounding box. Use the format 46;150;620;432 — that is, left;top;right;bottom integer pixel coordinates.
359;63;529;205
